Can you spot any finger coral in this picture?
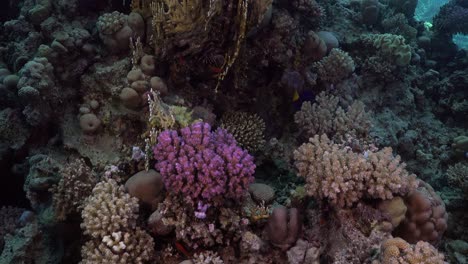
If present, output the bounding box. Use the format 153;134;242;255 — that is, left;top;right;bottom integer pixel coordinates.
294;134;418;208
80;178;154;263
153;122;255;206
220;111;266;153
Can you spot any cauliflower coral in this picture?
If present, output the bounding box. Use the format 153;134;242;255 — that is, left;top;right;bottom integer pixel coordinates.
294;134;418;207
153;122;255;206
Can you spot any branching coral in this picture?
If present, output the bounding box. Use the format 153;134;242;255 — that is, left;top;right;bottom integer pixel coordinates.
220;111;266;153
80;178;154;263
153;122;255;206
313;49;355;84
294;134;418;208
377;237;446;264
294;92;371;140
50;158;98;220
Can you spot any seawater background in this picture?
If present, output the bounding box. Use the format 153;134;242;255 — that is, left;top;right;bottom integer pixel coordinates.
416;0;468;50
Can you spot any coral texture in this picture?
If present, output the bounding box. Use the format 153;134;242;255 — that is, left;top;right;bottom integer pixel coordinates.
447;162;468;195
294;92;371;140
365;34;412;66
80;178;154;263
294;134;418;208
50;158;97;220
377;237;446;264
433;1;468;36
313;48;355;84
220;112;266;153
154;122;255;206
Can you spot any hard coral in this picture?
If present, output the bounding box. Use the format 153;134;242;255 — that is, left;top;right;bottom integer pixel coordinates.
80;178;154;263
220;112;266;153
50;158;97;220
313;49;355;84
377;237;446;264
393;181;448;245
294;134;418;208
447;162;468;195
294;92;371;140
153;122;255;206
266;207;302;250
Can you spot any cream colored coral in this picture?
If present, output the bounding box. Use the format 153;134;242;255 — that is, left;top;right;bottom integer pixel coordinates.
221;112;266;152
81;228;154;264
81;179;139;238
378;238;446;264
50;158;97;220
193;251;224;264
294;134;418;207
80;178;154;263
313;49;355;84
294;92;371;140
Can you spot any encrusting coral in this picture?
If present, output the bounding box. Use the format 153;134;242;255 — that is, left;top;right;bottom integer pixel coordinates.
294;134;418;208
313;48;355;84
153;122;255;206
50;158;98;220
220;111;266;153
80;178;154;263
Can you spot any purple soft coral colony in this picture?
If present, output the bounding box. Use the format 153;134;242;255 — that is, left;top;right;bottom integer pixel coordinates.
153;122;255;206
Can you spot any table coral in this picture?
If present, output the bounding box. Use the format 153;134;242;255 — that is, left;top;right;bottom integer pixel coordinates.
153;122;255;206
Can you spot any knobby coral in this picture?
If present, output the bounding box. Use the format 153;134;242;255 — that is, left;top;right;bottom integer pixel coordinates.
294;134;418;208
153;122;255;206
80;178;154;263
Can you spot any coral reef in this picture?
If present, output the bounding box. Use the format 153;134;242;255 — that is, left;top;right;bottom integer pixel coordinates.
1;0;466;262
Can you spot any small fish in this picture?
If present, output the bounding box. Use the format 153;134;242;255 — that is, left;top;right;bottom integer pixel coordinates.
293;90;315;110
175;242;191;258
209;66;223;73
